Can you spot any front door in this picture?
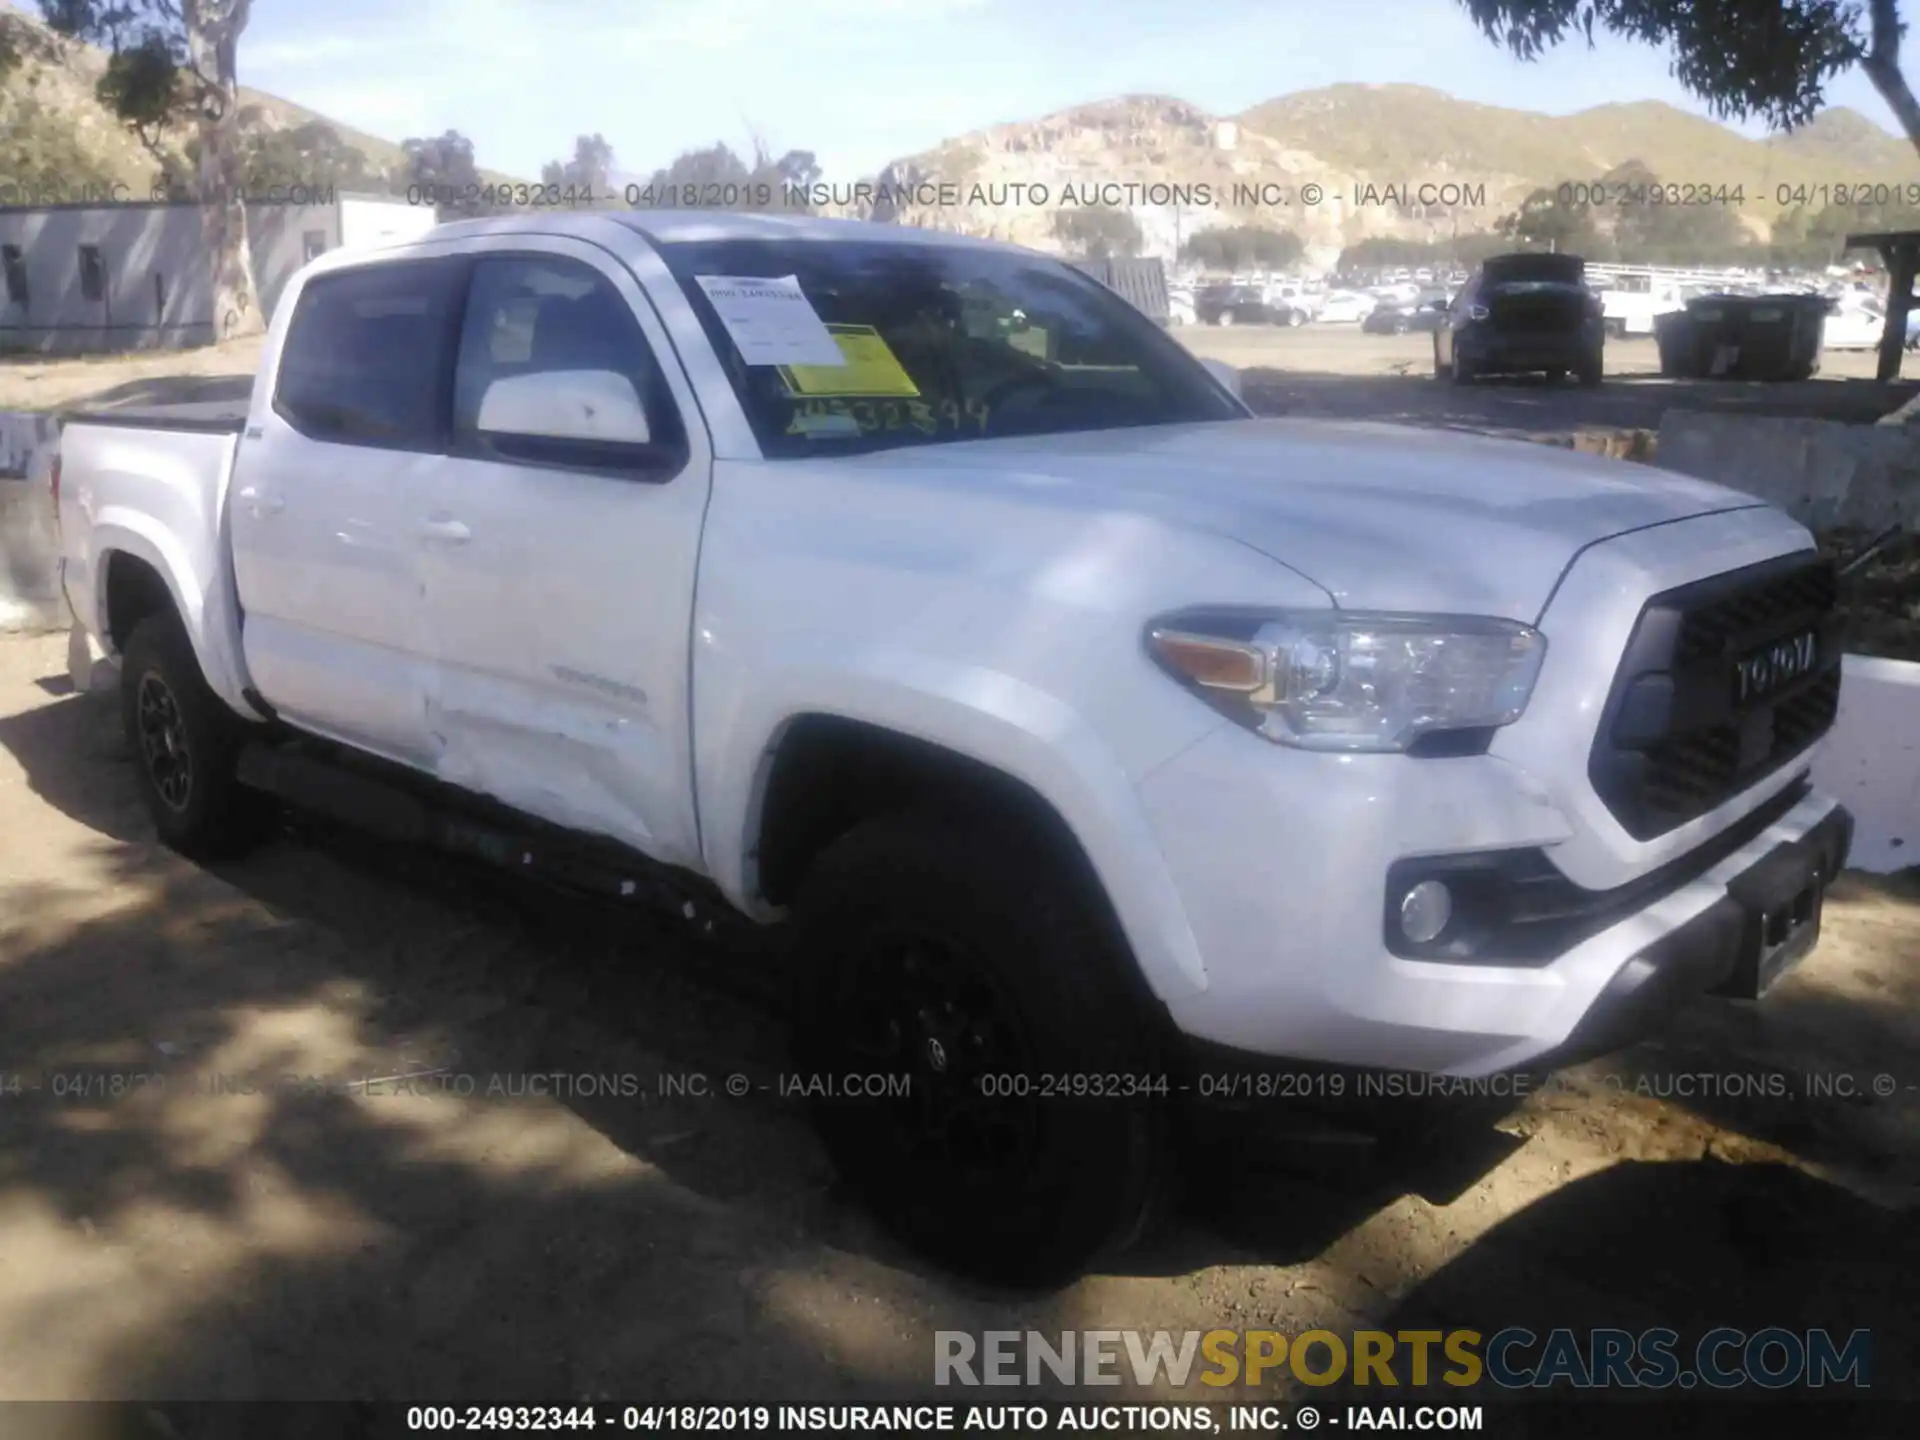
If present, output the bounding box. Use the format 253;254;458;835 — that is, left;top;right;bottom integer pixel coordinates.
416;240;711;868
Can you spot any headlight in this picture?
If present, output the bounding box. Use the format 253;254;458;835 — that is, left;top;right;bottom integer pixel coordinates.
1146;609;1547;753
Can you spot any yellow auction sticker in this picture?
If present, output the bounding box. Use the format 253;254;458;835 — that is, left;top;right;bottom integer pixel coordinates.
780;324;921;398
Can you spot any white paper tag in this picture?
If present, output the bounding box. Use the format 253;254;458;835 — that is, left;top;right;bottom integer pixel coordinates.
694;275;846;367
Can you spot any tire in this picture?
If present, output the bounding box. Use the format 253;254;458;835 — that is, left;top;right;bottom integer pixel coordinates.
1218;311;1236;327
1286;309;1306;328
120;612;272;860
1451;355;1477;385
789;812;1171;1288
1393;318;1409;335
1576;349;1603;387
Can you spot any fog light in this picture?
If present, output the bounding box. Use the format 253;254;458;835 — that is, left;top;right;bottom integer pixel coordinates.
1399;880;1453;944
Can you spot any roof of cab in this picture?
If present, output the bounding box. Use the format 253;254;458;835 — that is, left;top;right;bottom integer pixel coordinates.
422;207;1022;253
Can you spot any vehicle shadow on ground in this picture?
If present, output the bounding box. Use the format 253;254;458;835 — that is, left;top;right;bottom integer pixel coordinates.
0;682;1913;1415
1238;369;1920;436
1307;1158;1918;1435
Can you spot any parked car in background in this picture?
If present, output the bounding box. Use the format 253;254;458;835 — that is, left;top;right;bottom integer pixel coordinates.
1196;283;1306;327
1264;283;1321;319
1820;292;1886;351
1435;252;1605;385
1363;298;1449;335
1315;290;1378;324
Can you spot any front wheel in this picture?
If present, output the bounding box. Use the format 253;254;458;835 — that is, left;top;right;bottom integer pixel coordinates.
120;612;272;860
789;813;1170;1288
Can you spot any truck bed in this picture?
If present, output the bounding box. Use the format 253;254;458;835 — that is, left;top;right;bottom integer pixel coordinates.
60;401;249;435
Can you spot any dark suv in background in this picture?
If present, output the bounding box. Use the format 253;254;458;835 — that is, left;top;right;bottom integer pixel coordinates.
1434;252;1605;385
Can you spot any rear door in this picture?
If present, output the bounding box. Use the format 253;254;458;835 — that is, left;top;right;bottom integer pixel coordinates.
233;255;466;767
415;238;712;868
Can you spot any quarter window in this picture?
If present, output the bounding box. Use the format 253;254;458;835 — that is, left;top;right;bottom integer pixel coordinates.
274;259;463;448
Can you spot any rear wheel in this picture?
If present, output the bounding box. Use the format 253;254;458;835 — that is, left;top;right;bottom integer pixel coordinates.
1576;348;1604;386
120;612;273;860
790;812;1171;1288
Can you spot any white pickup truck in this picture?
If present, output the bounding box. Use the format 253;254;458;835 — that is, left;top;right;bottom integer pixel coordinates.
52;210;1852;1285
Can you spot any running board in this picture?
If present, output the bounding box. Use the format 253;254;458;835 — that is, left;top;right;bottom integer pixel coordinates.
233;740;750;936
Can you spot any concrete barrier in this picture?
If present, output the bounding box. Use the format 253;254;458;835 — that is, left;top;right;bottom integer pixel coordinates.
0;411;66;634
1809;654;1920;874
1654;409;1920;532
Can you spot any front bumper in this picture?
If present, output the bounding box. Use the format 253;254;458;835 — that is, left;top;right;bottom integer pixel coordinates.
1135;716;1852;1078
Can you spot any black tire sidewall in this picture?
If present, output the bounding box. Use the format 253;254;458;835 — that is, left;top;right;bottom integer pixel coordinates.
120;614;262;857
790;813;1167;1286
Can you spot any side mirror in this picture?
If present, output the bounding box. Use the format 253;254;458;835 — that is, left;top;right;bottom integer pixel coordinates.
477;370;651;445
1201;358;1243;400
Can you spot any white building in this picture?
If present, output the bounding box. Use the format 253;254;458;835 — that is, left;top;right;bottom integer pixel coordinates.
0;191;439;356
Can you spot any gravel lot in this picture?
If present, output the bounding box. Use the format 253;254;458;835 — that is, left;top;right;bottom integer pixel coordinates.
1176;324;1920;438
1;629;1915;1428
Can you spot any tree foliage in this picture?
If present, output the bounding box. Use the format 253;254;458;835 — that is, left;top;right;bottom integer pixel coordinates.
398;129;490;214
1181;224;1303;270
638;142;820;210
1336;234;1510;269
541;132;615;200
1052;204;1145;259
1457;0;1920;156
160;120;385;196
36;0;265;337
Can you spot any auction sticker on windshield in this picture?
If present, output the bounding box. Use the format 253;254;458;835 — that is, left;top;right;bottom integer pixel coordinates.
694;274;847;366
780;324;921;398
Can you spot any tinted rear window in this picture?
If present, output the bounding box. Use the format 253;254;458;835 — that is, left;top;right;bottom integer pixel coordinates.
275;260;463;447
1483;254;1585;285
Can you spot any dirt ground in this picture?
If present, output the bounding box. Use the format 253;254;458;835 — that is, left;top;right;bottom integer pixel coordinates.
0;629;1915;1431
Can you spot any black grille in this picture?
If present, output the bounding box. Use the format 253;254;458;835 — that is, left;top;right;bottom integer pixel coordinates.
1589;553;1844;840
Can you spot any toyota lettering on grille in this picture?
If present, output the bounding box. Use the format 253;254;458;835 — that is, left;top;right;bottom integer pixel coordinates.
1735;630;1819;704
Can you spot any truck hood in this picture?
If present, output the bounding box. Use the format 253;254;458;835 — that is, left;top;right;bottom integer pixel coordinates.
851;418;1763;619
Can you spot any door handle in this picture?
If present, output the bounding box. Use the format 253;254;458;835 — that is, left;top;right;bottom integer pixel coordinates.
236;486;284;516
418;517;472;544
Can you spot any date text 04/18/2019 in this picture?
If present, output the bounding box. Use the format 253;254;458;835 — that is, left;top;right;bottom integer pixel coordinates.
403;1403;1487;1433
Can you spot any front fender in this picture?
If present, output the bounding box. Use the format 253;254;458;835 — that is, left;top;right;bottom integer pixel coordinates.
701;656;1213;1004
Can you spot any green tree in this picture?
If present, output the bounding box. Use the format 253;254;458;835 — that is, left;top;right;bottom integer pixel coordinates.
160;120;384;197
1458;1;1920;158
1495;185;1606;254
540;132;615;202
638;142;817;211
396;130;492;216
1053;205;1145;259
34;0;266;338
1182;224;1304;270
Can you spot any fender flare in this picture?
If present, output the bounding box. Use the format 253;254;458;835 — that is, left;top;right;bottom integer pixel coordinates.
703;665;1214;1005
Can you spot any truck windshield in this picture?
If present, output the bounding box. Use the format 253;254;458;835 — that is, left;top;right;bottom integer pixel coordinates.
653;237;1241;458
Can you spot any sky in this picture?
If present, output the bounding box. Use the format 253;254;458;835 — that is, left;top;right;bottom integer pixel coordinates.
224;0;1916;182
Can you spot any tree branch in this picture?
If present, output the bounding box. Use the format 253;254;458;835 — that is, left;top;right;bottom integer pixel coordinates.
1861;0;1920;158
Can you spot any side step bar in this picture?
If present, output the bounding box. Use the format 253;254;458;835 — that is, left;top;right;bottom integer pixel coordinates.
233;741;750;936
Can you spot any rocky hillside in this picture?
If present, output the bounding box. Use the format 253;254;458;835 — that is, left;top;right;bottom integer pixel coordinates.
856;84;1920;262
0;2;490;197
